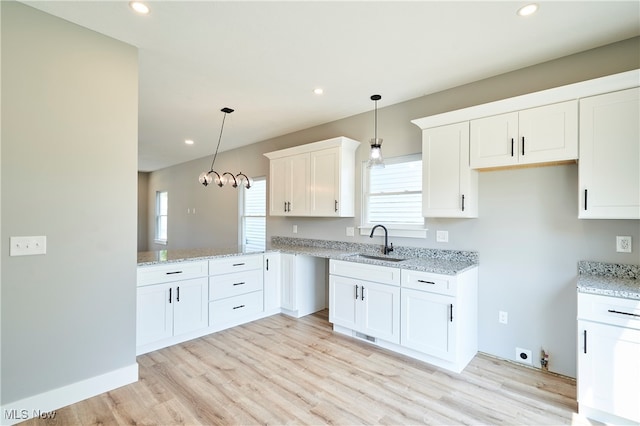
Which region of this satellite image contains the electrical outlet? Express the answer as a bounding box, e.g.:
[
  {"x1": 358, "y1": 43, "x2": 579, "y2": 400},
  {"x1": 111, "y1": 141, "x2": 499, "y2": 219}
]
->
[
  {"x1": 436, "y1": 230, "x2": 449, "y2": 243},
  {"x1": 292, "y1": 225, "x2": 298, "y2": 234},
  {"x1": 516, "y1": 347, "x2": 533, "y2": 365},
  {"x1": 346, "y1": 227, "x2": 355, "y2": 237},
  {"x1": 616, "y1": 236, "x2": 632, "y2": 253},
  {"x1": 499, "y1": 311, "x2": 508, "y2": 324}
]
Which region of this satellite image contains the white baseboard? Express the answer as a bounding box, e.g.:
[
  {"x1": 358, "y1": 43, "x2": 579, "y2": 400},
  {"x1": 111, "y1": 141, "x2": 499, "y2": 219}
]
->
[{"x1": 1, "y1": 363, "x2": 138, "y2": 426}]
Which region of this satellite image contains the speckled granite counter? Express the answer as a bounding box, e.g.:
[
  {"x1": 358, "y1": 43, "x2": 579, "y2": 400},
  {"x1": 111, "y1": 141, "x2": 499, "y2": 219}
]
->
[
  {"x1": 137, "y1": 247, "x2": 264, "y2": 266},
  {"x1": 138, "y1": 237, "x2": 479, "y2": 276},
  {"x1": 271, "y1": 237, "x2": 478, "y2": 275},
  {"x1": 577, "y1": 261, "x2": 640, "y2": 300}
]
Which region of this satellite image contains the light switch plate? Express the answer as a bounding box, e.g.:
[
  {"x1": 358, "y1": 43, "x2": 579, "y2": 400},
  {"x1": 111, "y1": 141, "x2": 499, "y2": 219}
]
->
[
  {"x1": 10, "y1": 236, "x2": 47, "y2": 256},
  {"x1": 346, "y1": 227, "x2": 355, "y2": 237},
  {"x1": 616, "y1": 236, "x2": 632, "y2": 253}
]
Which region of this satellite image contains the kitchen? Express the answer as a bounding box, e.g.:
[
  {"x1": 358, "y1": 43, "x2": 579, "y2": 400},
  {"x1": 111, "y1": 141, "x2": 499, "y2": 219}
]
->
[{"x1": 2, "y1": 1, "x2": 639, "y2": 425}]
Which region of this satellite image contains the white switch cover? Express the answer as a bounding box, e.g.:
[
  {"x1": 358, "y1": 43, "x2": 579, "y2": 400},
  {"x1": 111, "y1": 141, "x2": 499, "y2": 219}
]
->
[
  {"x1": 292, "y1": 225, "x2": 298, "y2": 234},
  {"x1": 346, "y1": 227, "x2": 355, "y2": 237},
  {"x1": 616, "y1": 236, "x2": 632, "y2": 253},
  {"x1": 10, "y1": 236, "x2": 47, "y2": 256},
  {"x1": 436, "y1": 230, "x2": 449, "y2": 243}
]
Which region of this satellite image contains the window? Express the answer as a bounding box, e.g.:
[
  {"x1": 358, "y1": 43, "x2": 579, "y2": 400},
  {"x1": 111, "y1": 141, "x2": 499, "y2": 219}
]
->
[
  {"x1": 155, "y1": 190, "x2": 168, "y2": 245},
  {"x1": 362, "y1": 154, "x2": 425, "y2": 237},
  {"x1": 240, "y1": 177, "x2": 266, "y2": 251}
]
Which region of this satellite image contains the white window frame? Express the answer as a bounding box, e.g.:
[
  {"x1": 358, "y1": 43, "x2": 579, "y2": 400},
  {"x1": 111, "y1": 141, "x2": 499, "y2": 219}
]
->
[
  {"x1": 154, "y1": 190, "x2": 168, "y2": 245},
  {"x1": 360, "y1": 154, "x2": 427, "y2": 239},
  {"x1": 239, "y1": 176, "x2": 266, "y2": 251}
]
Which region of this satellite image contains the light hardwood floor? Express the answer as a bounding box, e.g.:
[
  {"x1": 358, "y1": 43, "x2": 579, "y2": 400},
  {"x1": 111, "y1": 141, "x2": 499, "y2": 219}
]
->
[{"x1": 23, "y1": 311, "x2": 599, "y2": 425}]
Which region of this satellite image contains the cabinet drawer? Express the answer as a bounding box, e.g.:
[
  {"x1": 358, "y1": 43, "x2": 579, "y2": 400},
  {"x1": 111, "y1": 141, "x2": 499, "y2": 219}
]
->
[
  {"x1": 401, "y1": 270, "x2": 455, "y2": 296},
  {"x1": 329, "y1": 260, "x2": 400, "y2": 286},
  {"x1": 209, "y1": 255, "x2": 262, "y2": 275},
  {"x1": 137, "y1": 261, "x2": 208, "y2": 287},
  {"x1": 209, "y1": 291, "x2": 263, "y2": 326},
  {"x1": 578, "y1": 293, "x2": 640, "y2": 330},
  {"x1": 209, "y1": 269, "x2": 263, "y2": 301}
]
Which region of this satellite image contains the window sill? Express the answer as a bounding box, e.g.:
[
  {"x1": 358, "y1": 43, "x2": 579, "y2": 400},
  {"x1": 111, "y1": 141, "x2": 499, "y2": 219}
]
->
[
  {"x1": 154, "y1": 239, "x2": 168, "y2": 246},
  {"x1": 358, "y1": 225, "x2": 428, "y2": 239}
]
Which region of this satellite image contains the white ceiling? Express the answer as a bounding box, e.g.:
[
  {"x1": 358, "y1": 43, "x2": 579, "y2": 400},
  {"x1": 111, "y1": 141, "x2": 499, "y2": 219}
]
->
[{"x1": 22, "y1": 1, "x2": 640, "y2": 172}]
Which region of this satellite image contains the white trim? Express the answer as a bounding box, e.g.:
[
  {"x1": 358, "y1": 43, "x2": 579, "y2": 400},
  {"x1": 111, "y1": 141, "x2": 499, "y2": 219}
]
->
[
  {"x1": 358, "y1": 225, "x2": 428, "y2": 239},
  {"x1": 153, "y1": 239, "x2": 167, "y2": 245},
  {"x1": 1, "y1": 363, "x2": 138, "y2": 425},
  {"x1": 411, "y1": 69, "x2": 640, "y2": 130},
  {"x1": 264, "y1": 136, "x2": 360, "y2": 159}
]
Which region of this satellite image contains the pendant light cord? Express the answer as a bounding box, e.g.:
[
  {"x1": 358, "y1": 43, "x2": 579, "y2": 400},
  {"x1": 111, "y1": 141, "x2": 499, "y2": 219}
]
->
[{"x1": 209, "y1": 111, "x2": 228, "y2": 171}]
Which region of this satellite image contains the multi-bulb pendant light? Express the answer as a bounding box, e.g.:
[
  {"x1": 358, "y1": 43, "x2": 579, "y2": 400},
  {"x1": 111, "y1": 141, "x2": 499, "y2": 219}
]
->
[
  {"x1": 198, "y1": 107, "x2": 251, "y2": 189},
  {"x1": 367, "y1": 94, "x2": 384, "y2": 169}
]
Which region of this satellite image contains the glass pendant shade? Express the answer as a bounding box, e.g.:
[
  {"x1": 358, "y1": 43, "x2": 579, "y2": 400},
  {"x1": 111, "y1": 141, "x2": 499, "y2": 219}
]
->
[
  {"x1": 367, "y1": 138, "x2": 384, "y2": 168},
  {"x1": 367, "y1": 94, "x2": 385, "y2": 169}
]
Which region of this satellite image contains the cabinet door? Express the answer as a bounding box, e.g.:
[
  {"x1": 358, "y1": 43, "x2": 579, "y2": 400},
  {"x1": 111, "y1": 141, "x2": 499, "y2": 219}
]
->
[
  {"x1": 288, "y1": 154, "x2": 310, "y2": 216},
  {"x1": 136, "y1": 283, "x2": 173, "y2": 347},
  {"x1": 518, "y1": 100, "x2": 577, "y2": 165},
  {"x1": 263, "y1": 253, "x2": 281, "y2": 311},
  {"x1": 309, "y1": 147, "x2": 340, "y2": 216},
  {"x1": 360, "y1": 281, "x2": 401, "y2": 344},
  {"x1": 329, "y1": 275, "x2": 358, "y2": 330},
  {"x1": 423, "y1": 122, "x2": 478, "y2": 217},
  {"x1": 172, "y1": 277, "x2": 208, "y2": 336},
  {"x1": 280, "y1": 253, "x2": 296, "y2": 311},
  {"x1": 579, "y1": 88, "x2": 640, "y2": 219},
  {"x1": 401, "y1": 288, "x2": 455, "y2": 361},
  {"x1": 269, "y1": 157, "x2": 288, "y2": 216},
  {"x1": 578, "y1": 320, "x2": 640, "y2": 422},
  {"x1": 470, "y1": 112, "x2": 518, "y2": 168}
]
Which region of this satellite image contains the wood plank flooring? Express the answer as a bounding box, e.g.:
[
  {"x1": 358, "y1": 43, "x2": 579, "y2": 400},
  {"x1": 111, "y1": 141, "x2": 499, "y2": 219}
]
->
[{"x1": 23, "y1": 311, "x2": 600, "y2": 425}]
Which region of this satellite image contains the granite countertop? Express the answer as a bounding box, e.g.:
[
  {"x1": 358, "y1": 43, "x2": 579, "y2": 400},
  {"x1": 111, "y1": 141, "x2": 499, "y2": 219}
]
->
[
  {"x1": 138, "y1": 237, "x2": 479, "y2": 276},
  {"x1": 137, "y1": 247, "x2": 264, "y2": 266},
  {"x1": 577, "y1": 261, "x2": 640, "y2": 300}
]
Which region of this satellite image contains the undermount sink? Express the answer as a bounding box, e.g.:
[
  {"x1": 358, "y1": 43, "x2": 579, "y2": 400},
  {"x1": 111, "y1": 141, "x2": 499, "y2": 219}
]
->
[{"x1": 349, "y1": 254, "x2": 407, "y2": 262}]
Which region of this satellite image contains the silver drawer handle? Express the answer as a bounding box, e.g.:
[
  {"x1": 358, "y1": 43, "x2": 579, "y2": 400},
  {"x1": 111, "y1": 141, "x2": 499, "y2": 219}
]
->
[
  {"x1": 417, "y1": 280, "x2": 435, "y2": 285},
  {"x1": 233, "y1": 304, "x2": 246, "y2": 310},
  {"x1": 233, "y1": 282, "x2": 246, "y2": 286},
  {"x1": 608, "y1": 309, "x2": 640, "y2": 318}
]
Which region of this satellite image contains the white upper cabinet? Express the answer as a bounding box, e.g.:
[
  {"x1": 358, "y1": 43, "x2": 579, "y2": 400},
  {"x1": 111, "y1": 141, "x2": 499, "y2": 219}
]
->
[
  {"x1": 579, "y1": 87, "x2": 640, "y2": 219},
  {"x1": 470, "y1": 100, "x2": 578, "y2": 169},
  {"x1": 422, "y1": 122, "x2": 478, "y2": 218},
  {"x1": 265, "y1": 137, "x2": 360, "y2": 217}
]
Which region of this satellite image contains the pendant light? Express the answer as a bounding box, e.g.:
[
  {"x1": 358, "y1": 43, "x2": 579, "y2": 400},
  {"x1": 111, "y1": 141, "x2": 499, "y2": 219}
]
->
[
  {"x1": 198, "y1": 107, "x2": 251, "y2": 189},
  {"x1": 367, "y1": 94, "x2": 384, "y2": 169}
]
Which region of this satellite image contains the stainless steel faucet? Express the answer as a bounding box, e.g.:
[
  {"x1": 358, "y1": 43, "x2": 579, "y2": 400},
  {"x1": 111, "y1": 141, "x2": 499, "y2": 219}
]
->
[{"x1": 369, "y1": 224, "x2": 394, "y2": 255}]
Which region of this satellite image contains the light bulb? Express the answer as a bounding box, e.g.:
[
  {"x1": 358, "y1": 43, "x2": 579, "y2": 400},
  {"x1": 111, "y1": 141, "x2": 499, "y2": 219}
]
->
[{"x1": 199, "y1": 171, "x2": 212, "y2": 187}]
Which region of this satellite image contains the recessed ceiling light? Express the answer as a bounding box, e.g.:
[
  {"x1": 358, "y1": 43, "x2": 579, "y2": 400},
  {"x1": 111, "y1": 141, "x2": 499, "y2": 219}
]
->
[
  {"x1": 313, "y1": 88, "x2": 324, "y2": 95},
  {"x1": 517, "y1": 3, "x2": 538, "y2": 16},
  {"x1": 185, "y1": 139, "x2": 194, "y2": 145},
  {"x1": 129, "y1": 1, "x2": 150, "y2": 15}
]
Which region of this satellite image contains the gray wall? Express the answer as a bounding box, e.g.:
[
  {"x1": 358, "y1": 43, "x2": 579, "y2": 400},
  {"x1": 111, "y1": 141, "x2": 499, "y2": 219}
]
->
[
  {"x1": 144, "y1": 37, "x2": 640, "y2": 378},
  {"x1": 1, "y1": 2, "x2": 138, "y2": 404}
]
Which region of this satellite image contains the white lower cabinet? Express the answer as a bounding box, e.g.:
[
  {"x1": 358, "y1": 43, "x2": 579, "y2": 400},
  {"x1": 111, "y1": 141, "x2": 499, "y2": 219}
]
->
[
  {"x1": 400, "y1": 268, "x2": 478, "y2": 372},
  {"x1": 280, "y1": 253, "x2": 326, "y2": 318},
  {"x1": 329, "y1": 274, "x2": 401, "y2": 344},
  {"x1": 329, "y1": 260, "x2": 402, "y2": 344},
  {"x1": 136, "y1": 261, "x2": 209, "y2": 355},
  {"x1": 401, "y1": 288, "x2": 454, "y2": 361},
  {"x1": 329, "y1": 259, "x2": 478, "y2": 373},
  {"x1": 577, "y1": 293, "x2": 640, "y2": 424},
  {"x1": 263, "y1": 252, "x2": 281, "y2": 313},
  {"x1": 209, "y1": 255, "x2": 264, "y2": 327}
]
